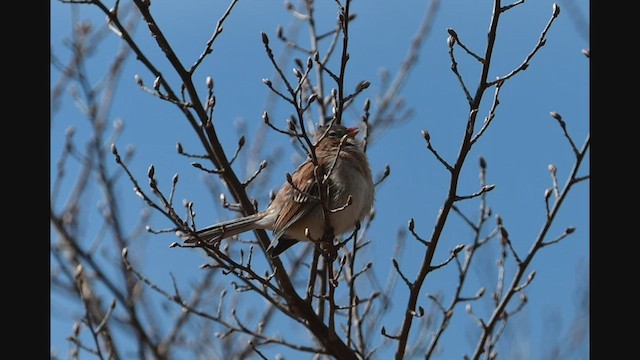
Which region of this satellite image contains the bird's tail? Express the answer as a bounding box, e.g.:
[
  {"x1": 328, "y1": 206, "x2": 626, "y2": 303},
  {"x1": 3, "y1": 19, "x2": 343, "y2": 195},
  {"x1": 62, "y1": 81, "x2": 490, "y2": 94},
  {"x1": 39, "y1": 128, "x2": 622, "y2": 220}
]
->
[{"x1": 176, "y1": 213, "x2": 263, "y2": 244}]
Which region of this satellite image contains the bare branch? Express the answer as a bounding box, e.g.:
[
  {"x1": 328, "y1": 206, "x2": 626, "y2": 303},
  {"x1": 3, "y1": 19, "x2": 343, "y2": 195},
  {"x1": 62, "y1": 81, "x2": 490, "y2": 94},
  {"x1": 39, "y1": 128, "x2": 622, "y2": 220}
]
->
[{"x1": 189, "y1": 0, "x2": 240, "y2": 74}]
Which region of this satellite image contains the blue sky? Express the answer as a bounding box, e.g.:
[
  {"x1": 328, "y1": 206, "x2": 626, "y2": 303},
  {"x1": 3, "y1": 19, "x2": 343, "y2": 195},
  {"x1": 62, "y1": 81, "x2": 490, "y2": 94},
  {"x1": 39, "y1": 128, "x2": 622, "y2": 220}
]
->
[{"x1": 51, "y1": 0, "x2": 589, "y2": 358}]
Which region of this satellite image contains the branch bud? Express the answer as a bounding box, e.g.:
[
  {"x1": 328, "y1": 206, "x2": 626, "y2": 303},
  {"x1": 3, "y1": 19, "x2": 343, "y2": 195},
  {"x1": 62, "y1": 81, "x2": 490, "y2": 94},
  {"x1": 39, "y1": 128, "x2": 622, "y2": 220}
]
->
[
  {"x1": 73, "y1": 322, "x2": 81, "y2": 337},
  {"x1": 153, "y1": 76, "x2": 161, "y2": 90},
  {"x1": 75, "y1": 264, "x2": 83, "y2": 279},
  {"x1": 527, "y1": 271, "x2": 536, "y2": 282},
  {"x1": 287, "y1": 119, "x2": 296, "y2": 131},
  {"x1": 113, "y1": 119, "x2": 124, "y2": 133},
  {"x1": 261, "y1": 31, "x2": 269, "y2": 45},
  {"x1": 446, "y1": 28, "x2": 458, "y2": 41},
  {"x1": 453, "y1": 244, "x2": 465, "y2": 254},
  {"x1": 550, "y1": 111, "x2": 562, "y2": 121},
  {"x1": 500, "y1": 226, "x2": 509, "y2": 239},
  {"x1": 421, "y1": 129, "x2": 430, "y2": 141},
  {"x1": 447, "y1": 35, "x2": 455, "y2": 48},
  {"x1": 479, "y1": 156, "x2": 487, "y2": 169},
  {"x1": 355, "y1": 80, "x2": 370, "y2": 92},
  {"x1": 206, "y1": 76, "x2": 214, "y2": 90}
]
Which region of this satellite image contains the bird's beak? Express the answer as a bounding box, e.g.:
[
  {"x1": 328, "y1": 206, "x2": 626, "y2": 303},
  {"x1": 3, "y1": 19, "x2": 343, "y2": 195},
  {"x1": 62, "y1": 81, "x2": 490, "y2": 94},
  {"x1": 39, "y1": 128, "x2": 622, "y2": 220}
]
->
[{"x1": 346, "y1": 127, "x2": 359, "y2": 138}]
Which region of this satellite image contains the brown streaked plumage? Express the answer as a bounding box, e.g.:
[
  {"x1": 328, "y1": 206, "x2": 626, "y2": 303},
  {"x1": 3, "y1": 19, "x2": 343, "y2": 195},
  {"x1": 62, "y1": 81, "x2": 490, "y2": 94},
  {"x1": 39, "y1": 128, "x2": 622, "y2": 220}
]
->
[{"x1": 176, "y1": 123, "x2": 374, "y2": 257}]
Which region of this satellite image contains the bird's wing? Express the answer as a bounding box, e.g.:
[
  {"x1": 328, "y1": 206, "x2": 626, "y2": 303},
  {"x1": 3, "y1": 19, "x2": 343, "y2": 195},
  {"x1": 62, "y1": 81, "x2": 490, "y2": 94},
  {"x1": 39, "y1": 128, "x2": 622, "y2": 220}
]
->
[{"x1": 271, "y1": 160, "x2": 324, "y2": 240}]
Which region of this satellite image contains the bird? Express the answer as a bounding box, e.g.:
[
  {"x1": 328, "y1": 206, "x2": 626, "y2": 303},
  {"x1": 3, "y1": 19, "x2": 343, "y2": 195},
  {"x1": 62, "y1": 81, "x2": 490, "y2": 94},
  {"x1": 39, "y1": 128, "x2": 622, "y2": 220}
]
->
[{"x1": 176, "y1": 123, "x2": 375, "y2": 258}]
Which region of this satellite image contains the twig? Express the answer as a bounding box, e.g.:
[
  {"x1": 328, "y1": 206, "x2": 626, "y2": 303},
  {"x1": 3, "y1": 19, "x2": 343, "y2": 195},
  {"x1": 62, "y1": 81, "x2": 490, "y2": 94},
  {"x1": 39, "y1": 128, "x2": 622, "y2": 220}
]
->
[{"x1": 189, "y1": 0, "x2": 240, "y2": 74}]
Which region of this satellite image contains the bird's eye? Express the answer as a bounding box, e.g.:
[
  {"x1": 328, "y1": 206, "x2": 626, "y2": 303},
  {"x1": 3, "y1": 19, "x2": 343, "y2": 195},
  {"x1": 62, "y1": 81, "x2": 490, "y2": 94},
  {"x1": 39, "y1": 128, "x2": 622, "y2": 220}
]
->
[{"x1": 328, "y1": 131, "x2": 337, "y2": 137}]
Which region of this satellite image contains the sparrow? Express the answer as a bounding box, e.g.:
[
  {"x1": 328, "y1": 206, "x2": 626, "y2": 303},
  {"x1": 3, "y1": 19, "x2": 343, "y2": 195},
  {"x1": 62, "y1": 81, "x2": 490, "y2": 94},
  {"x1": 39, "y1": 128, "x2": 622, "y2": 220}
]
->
[{"x1": 176, "y1": 123, "x2": 374, "y2": 257}]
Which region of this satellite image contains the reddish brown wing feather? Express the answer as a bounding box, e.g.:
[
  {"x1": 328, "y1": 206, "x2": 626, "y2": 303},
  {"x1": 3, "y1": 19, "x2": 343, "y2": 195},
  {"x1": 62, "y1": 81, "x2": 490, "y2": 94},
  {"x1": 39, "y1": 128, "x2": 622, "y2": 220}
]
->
[{"x1": 272, "y1": 160, "x2": 323, "y2": 240}]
